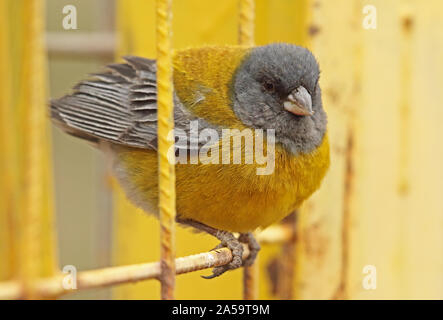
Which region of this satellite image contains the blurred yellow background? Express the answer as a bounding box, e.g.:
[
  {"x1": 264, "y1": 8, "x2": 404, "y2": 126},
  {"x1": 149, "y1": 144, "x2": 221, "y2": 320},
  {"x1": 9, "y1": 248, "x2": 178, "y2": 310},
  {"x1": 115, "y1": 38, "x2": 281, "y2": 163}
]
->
[{"x1": 1, "y1": 0, "x2": 443, "y2": 299}]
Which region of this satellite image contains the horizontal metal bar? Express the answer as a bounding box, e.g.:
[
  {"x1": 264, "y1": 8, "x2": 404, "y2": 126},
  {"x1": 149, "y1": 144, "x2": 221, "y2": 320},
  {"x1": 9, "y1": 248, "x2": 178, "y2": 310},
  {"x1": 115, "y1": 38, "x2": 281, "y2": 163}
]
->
[
  {"x1": 0, "y1": 281, "x2": 22, "y2": 300},
  {"x1": 0, "y1": 245, "x2": 250, "y2": 299},
  {"x1": 258, "y1": 224, "x2": 293, "y2": 244},
  {"x1": 0, "y1": 225, "x2": 292, "y2": 299},
  {"x1": 46, "y1": 32, "x2": 116, "y2": 58}
]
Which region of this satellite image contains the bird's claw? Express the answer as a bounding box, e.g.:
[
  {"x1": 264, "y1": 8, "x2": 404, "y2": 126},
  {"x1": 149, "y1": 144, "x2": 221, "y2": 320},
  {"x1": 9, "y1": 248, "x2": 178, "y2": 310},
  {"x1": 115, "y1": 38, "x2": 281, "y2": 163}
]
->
[
  {"x1": 202, "y1": 232, "x2": 244, "y2": 279},
  {"x1": 239, "y1": 232, "x2": 261, "y2": 267},
  {"x1": 202, "y1": 232, "x2": 261, "y2": 279}
]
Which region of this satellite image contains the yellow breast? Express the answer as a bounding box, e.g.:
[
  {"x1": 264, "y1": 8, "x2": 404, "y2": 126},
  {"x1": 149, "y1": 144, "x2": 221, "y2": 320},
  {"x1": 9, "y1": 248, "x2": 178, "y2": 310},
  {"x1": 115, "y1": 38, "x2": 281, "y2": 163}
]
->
[{"x1": 112, "y1": 133, "x2": 330, "y2": 233}]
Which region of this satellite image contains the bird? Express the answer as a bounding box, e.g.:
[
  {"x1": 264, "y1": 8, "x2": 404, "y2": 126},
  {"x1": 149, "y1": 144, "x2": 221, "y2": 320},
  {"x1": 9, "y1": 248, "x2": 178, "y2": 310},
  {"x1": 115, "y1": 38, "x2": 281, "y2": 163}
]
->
[{"x1": 50, "y1": 43, "x2": 330, "y2": 279}]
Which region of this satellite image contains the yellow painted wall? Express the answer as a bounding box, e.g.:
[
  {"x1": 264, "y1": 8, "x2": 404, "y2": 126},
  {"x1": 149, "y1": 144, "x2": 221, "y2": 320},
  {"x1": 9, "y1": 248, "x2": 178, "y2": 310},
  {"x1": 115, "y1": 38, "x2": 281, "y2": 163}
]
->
[{"x1": 295, "y1": 0, "x2": 443, "y2": 299}]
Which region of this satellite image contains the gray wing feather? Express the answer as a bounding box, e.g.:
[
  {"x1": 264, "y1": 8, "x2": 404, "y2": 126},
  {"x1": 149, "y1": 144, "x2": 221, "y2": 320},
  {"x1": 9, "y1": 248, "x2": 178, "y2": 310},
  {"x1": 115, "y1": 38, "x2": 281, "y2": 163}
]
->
[{"x1": 51, "y1": 56, "x2": 219, "y2": 150}]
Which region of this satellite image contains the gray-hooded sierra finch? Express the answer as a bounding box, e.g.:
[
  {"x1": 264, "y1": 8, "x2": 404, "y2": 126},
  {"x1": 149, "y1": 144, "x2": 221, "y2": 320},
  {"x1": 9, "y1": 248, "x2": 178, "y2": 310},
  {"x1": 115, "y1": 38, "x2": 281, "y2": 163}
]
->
[{"x1": 51, "y1": 43, "x2": 330, "y2": 278}]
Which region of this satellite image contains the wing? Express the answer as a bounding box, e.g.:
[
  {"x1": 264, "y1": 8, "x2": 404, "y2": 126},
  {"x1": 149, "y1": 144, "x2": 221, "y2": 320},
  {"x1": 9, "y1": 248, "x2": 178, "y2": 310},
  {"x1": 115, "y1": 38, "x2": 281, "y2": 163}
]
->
[{"x1": 51, "y1": 56, "x2": 217, "y2": 150}]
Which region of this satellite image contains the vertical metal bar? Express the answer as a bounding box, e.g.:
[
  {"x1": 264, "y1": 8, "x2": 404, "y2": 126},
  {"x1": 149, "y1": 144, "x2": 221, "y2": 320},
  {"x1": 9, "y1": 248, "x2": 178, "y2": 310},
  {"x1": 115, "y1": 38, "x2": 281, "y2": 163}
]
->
[
  {"x1": 278, "y1": 213, "x2": 297, "y2": 299},
  {"x1": 243, "y1": 255, "x2": 259, "y2": 300},
  {"x1": 266, "y1": 213, "x2": 296, "y2": 299},
  {"x1": 239, "y1": 0, "x2": 255, "y2": 47},
  {"x1": 0, "y1": 0, "x2": 16, "y2": 283},
  {"x1": 238, "y1": 0, "x2": 257, "y2": 300},
  {"x1": 20, "y1": 0, "x2": 58, "y2": 298},
  {"x1": 156, "y1": 0, "x2": 176, "y2": 300}
]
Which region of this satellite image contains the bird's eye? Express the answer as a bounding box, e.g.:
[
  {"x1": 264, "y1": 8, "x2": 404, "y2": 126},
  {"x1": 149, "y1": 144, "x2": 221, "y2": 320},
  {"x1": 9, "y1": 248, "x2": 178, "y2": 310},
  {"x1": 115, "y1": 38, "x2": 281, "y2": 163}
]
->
[{"x1": 262, "y1": 80, "x2": 275, "y2": 93}]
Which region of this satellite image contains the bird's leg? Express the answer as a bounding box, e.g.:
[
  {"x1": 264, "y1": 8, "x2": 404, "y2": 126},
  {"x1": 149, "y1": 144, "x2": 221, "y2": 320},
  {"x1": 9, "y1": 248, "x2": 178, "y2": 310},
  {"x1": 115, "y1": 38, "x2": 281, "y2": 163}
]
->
[
  {"x1": 176, "y1": 218, "x2": 245, "y2": 279},
  {"x1": 238, "y1": 232, "x2": 261, "y2": 267}
]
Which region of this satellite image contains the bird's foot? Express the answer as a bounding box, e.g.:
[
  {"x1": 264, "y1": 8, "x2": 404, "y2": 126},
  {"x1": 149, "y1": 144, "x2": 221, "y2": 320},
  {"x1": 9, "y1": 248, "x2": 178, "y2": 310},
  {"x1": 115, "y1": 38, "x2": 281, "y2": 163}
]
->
[
  {"x1": 175, "y1": 218, "x2": 261, "y2": 279},
  {"x1": 239, "y1": 232, "x2": 260, "y2": 267},
  {"x1": 202, "y1": 230, "x2": 244, "y2": 279}
]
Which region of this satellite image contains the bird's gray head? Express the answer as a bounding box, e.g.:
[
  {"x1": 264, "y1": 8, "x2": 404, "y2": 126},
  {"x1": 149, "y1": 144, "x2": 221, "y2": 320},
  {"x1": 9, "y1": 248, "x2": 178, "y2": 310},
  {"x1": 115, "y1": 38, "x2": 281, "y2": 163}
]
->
[{"x1": 232, "y1": 43, "x2": 327, "y2": 155}]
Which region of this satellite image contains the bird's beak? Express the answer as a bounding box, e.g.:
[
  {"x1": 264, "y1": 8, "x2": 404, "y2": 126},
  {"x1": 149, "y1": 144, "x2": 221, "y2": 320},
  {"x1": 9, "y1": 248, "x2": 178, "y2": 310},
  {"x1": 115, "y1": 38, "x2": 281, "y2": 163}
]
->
[{"x1": 283, "y1": 86, "x2": 314, "y2": 116}]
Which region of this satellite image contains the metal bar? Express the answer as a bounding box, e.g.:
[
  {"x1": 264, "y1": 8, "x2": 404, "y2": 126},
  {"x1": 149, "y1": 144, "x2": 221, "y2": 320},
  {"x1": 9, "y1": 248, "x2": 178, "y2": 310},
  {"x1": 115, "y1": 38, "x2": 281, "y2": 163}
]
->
[
  {"x1": 238, "y1": 0, "x2": 255, "y2": 46},
  {"x1": 0, "y1": 0, "x2": 17, "y2": 284},
  {"x1": 243, "y1": 255, "x2": 259, "y2": 300},
  {"x1": 20, "y1": 0, "x2": 58, "y2": 298},
  {"x1": 0, "y1": 245, "x2": 251, "y2": 300},
  {"x1": 46, "y1": 32, "x2": 115, "y2": 58},
  {"x1": 238, "y1": 0, "x2": 257, "y2": 300},
  {"x1": 0, "y1": 224, "x2": 292, "y2": 300},
  {"x1": 156, "y1": 0, "x2": 176, "y2": 300},
  {"x1": 0, "y1": 281, "x2": 22, "y2": 300},
  {"x1": 275, "y1": 213, "x2": 297, "y2": 299},
  {"x1": 258, "y1": 225, "x2": 292, "y2": 244}
]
